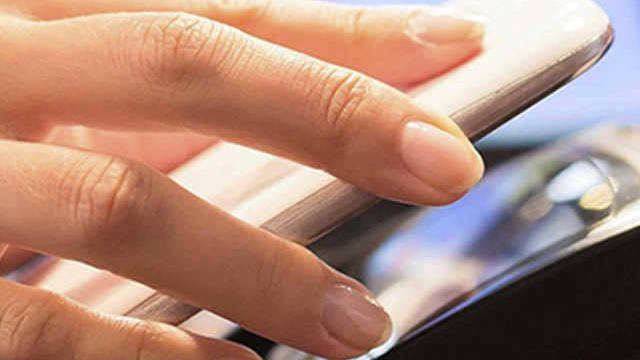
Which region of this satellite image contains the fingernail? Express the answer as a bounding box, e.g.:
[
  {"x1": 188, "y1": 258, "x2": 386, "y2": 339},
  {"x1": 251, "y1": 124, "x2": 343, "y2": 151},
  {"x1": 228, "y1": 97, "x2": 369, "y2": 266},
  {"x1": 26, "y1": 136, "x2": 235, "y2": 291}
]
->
[
  {"x1": 322, "y1": 284, "x2": 392, "y2": 350},
  {"x1": 401, "y1": 121, "x2": 484, "y2": 195},
  {"x1": 407, "y1": 8, "x2": 487, "y2": 45}
]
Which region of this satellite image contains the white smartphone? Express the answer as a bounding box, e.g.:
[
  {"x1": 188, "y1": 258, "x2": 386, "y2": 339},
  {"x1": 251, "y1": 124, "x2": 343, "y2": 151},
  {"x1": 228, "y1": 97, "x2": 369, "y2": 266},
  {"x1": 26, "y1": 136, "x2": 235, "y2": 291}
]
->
[{"x1": 19, "y1": 0, "x2": 614, "y2": 345}]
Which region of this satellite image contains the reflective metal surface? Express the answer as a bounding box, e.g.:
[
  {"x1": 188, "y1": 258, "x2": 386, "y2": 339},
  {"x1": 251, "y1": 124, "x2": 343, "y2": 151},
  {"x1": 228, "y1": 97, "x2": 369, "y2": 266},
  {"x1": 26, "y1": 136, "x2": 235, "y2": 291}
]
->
[{"x1": 269, "y1": 125, "x2": 640, "y2": 360}]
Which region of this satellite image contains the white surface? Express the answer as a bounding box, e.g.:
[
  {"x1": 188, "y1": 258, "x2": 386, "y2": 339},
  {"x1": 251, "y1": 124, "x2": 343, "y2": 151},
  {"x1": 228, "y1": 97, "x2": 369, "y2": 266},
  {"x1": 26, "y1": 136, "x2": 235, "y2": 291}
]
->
[{"x1": 412, "y1": 0, "x2": 609, "y2": 117}]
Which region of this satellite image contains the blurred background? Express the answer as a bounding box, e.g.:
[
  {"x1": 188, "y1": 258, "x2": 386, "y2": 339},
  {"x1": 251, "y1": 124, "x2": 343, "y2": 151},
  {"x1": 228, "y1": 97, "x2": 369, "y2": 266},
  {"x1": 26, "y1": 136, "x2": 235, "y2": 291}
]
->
[{"x1": 330, "y1": 0, "x2": 640, "y2": 148}]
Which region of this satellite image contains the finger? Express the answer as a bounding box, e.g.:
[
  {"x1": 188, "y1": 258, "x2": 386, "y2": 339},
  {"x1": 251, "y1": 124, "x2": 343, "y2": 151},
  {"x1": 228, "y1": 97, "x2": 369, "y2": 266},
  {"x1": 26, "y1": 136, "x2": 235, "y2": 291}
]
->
[
  {"x1": 8, "y1": 13, "x2": 484, "y2": 205},
  {"x1": 0, "y1": 279, "x2": 260, "y2": 360},
  {"x1": 8, "y1": 0, "x2": 485, "y2": 85},
  {"x1": 0, "y1": 140, "x2": 392, "y2": 359}
]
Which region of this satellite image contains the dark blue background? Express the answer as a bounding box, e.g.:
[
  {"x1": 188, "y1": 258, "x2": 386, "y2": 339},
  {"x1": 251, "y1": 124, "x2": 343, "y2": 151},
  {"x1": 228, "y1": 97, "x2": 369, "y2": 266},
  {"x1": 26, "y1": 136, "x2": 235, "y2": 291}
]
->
[{"x1": 329, "y1": 0, "x2": 640, "y2": 146}]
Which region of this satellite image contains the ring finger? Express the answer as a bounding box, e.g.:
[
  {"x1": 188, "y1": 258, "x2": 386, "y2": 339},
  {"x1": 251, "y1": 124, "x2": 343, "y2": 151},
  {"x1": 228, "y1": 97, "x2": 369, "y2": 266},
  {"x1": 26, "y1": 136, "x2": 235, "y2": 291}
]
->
[{"x1": 0, "y1": 278, "x2": 260, "y2": 360}]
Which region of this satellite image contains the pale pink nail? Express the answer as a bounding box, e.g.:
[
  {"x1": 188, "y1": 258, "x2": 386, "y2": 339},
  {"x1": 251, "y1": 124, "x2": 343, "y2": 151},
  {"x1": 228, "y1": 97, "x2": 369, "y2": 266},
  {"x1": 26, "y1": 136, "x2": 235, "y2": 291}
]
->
[
  {"x1": 401, "y1": 121, "x2": 484, "y2": 195},
  {"x1": 407, "y1": 8, "x2": 487, "y2": 45},
  {"x1": 322, "y1": 284, "x2": 392, "y2": 350}
]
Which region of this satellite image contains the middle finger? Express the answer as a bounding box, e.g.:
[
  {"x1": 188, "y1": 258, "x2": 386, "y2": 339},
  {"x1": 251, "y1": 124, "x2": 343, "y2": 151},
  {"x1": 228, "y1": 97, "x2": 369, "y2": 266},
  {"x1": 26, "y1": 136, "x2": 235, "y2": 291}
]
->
[
  {"x1": 7, "y1": 0, "x2": 485, "y2": 85},
  {"x1": 0, "y1": 139, "x2": 391, "y2": 359}
]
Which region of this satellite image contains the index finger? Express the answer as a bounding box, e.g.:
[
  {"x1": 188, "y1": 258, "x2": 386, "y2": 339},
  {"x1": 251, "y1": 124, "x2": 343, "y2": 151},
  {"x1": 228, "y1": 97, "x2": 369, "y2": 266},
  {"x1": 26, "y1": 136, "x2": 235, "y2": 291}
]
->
[{"x1": 4, "y1": 13, "x2": 484, "y2": 205}]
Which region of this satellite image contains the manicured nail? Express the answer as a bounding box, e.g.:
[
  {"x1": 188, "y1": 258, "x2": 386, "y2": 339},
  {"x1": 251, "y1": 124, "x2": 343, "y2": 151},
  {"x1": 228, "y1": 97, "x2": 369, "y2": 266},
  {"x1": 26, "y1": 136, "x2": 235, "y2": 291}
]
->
[
  {"x1": 322, "y1": 285, "x2": 392, "y2": 350},
  {"x1": 407, "y1": 8, "x2": 487, "y2": 45},
  {"x1": 401, "y1": 121, "x2": 484, "y2": 195}
]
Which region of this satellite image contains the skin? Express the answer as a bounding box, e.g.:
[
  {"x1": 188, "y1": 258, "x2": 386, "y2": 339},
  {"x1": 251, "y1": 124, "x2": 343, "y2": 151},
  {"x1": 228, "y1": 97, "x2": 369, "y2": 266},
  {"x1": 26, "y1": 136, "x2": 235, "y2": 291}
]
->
[{"x1": 0, "y1": 1, "x2": 486, "y2": 359}]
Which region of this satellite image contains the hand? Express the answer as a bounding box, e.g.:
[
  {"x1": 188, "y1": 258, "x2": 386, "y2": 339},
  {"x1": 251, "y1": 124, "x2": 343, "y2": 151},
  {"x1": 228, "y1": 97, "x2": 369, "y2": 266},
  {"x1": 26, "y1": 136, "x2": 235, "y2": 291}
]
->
[{"x1": 0, "y1": 1, "x2": 486, "y2": 359}]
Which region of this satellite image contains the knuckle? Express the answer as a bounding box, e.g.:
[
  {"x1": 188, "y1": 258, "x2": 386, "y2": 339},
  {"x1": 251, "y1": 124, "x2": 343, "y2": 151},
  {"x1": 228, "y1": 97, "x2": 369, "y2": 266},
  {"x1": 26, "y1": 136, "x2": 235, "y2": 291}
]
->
[
  {"x1": 203, "y1": 0, "x2": 273, "y2": 29},
  {"x1": 58, "y1": 156, "x2": 154, "y2": 251},
  {"x1": 318, "y1": 69, "x2": 373, "y2": 146},
  {"x1": 129, "y1": 321, "x2": 174, "y2": 360},
  {"x1": 0, "y1": 291, "x2": 74, "y2": 360},
  {"x1": 255, "y1": 240, "x2": 295, "y2": 300},
  {"x1": 134, "y1": 13, "x2": 229, "y2": 91},
  {"x1": 343, "y1": 7, "x2": 369, "y2": 47}
]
